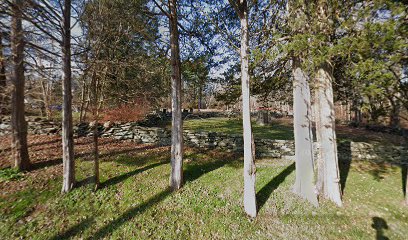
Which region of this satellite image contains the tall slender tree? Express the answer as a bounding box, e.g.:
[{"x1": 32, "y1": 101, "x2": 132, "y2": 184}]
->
[
  {"x1": 10, "y1": 0, "x2": 30, "y2": 171},
  {"x1": 61, "y1": 0, "x2": 75, "y2": 193},
  {"x1": 168, "y1": 0, "x2": 183, "y2": 190},
  {"x1": 229, "y1": 0, "x2": 257, "y2": 217}
]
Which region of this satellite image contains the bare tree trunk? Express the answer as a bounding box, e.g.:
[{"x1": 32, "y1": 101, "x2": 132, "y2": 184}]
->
[
  {"x1": 239, "y1": 0, "x2": 257, "y2": 217},
  {"x1": 0, "y1": 32, "x2": 6, "y2": 89},
  {"x1": 11, "y1": 0, "x2": 30, "y2": 171},
  {"x1": 91, "y1": 71, "x2": 99, "y2": 189},
  {"x1": 169, "y1": 0, "x2": 183, "y2": 191},
  {"x1": 61, "y1": 0, "x2": 75, "y2": 193},
  {"x1": 315, "y1": 64, "x2": 342, "y2": 206},
  {"x1": 79, "y1": 77, "x2": 87, "y2": 123},
  {"x1": 292, "y1": 57, "x2": 318, "y2": 206}
]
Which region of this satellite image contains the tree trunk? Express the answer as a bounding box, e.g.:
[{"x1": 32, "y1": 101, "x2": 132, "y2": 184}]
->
[
  {"x1": 11, "y1": 0, "x2": 30, "y2": 171},
  {"x1": 61, "y1": 0, "x2": 75, "y2": 193},
  {"x1": 292, "y1": 57, "x2": 318, "y2": 206},
  {"x1": 315, "y1": 64, "x2": 342, "y2": 206},
  {"x1": 239, "y1": 0, "x2": 257, "y2": 217},
  {"x1": 169, "y1": 0, "x2": 183, "y2": 191},
  {"x1": 79, "y1": 76, "x2": 87, "y2": 123},
  {"x1": 91, "y1": 71, "x2": 99, "y2": 189},
  {"x1": 0, "y1": 32, "x2": 6, "y2": 88},
  {"x1": 389, "y1": 98, "x2": 400, "y2": 129}
]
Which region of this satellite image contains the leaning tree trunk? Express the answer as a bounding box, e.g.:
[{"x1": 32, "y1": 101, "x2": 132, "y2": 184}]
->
[
  {"x1": 61, "y1": 0, "x2": 75, "y2": 193},
  {"x1": 292, "y1": 57, "x2": 318, "y2": 206},
  {"x1": 315, "y1": 64, "x2": 342, "y2": 206},
  {"x1": 11, "y1": 0, "x2": 30, "y2": 171},
  {"x1": 239, "y1": 0, "x2": 257, "y2": 217},
  {"x1": 169, "y1": 0, "x2": 183, "y2": 191}
]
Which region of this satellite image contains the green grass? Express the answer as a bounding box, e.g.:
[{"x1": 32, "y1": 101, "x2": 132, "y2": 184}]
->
[
  {"x1": 0, "y1": 148, "x2": 407, "y2": 239},
  {"x1": 184, "y1": 117, "x2": 294, "y2": 140}
]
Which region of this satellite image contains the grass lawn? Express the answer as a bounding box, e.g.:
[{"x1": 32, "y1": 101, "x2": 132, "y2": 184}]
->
[
  {"x1": 0, "y1": 136, "x2": 407, "y2": 239},
  {"x1": 184, "y1": 117, "x2": 294, "y2": 140},
  {"x1": 183, "y1": 117, "x2": 404, "y2": 145}
]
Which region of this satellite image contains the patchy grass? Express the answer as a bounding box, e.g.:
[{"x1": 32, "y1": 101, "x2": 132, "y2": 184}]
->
[
  {"x1": 184, "y1": 117, "x2": 294, "y2": 140},
  {"x1": 183, "y1": 117, "x2": 404, "y2": 145},
  {"x1": 0, "y1": 136, "x2": 407, "y2": 239},
  {"x1": 0, "y1": 168, "x2": 24, "y2": 182}
]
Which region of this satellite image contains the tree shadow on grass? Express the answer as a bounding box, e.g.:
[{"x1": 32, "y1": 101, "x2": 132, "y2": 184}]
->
[
  {"x1": 29, "y1": 145, "x2": 162, "y2": 171},
  {"x1": 256, "y1": 163, "x2": 295, "y2": 211},
  {"x1": 49, "y1": 217, "x2": 95, "y2": 240},
  {"x1": 54, "y1": 155, "x2": 230, "y2": 239},
  {"x1": 100, "y1": 161, "x2": 167, "y2": 189},
  {"x1": 371, "y1": 217, "x2": 389, "y2": 240},
  {"x1": 338, "y1": 140, "x2": 352, "y2": 194}
]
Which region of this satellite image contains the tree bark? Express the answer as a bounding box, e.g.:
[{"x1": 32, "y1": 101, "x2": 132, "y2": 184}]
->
[
  {"x1": 11, "y1": 0, "x2": 30, "y2": 171},
  {"x1": 238, "y1": 0, "x2": 257, "y2": 218},
  {"x1": 0, "y1": 32, "x2": 6, "y2": 88},
  {"x1": 292, "y1": 57, "x2": 318, "y2": 206},
  {"x1": 61, "y1": 0, "x2": 75, "y2": 193},
  {"x1": 91, "y1": 71, "x2": 99, "y2": 189},
  {"x1": 315, "y1": 64, "x2": 342, "y2": 206},
  {"x1": 169, "y1": 0, "x2": 183, "y2": 191}
]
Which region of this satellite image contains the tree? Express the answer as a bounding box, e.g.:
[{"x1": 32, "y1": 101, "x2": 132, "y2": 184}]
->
[
  {"x1": 168, "y1": 0, "x2": 183, "y2": 191},
  {"x1": 0, "y1": 32, "x2": 6, "y2": 89},
  {"x1": 292, "y1": 58, "x2": 318, "y2": 206},
  {"x1": 61, "y1": 0, "x2": 75, "y2": 193},
  {"x1": 313, "y1": 0, "x2": 342, "y2": 206},
  {"x1": 229, "y1": 0, "x2": 257, "y2": 218},
  {"x1": 286, "y1": 0, "x2": 318, "y2": 206},
  {"x1": 10, "y1": 0, "x2": 30, "y2": 171}
]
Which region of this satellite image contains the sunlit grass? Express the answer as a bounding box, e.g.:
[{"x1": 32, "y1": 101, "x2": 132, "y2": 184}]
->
[
  {"x1": 184, "y1": 117, "x2": 294, "y2": 140},
  {"x1": 0, "y1": 147, "x2": 407, "y2": 239}
]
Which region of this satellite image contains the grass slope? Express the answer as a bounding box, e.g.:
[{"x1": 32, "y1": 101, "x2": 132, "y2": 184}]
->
[
  {"x1": 184, "y1": 117, "x2": 294, "y2": 140},
  {"x1": 1, "y1": 145, "x2": 407, "y2": 239}
]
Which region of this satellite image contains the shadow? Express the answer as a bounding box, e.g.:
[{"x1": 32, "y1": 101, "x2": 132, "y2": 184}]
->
[
  {"x1": 256, "y1": 163, "x2": 295, "y2": 211},
  {"x1": 88, "y1": 188, "x2": 172, "y2": 240},
  {"x1": 403, "y1": 165, "x2": 407, "y2": 198},
  {"x1": 88, "y1": 157, "x2": 230, "y2": 239},
  {"x1": 371, "y1": 217, "x2": 389, "y2": 240},
  {"x1": 338, "y1": 141, "x2": 352, "y2": 193},
  {"x1": 402, "y1": 131, "x2": 407, "y2": 201},
  {"x1": 184, "y1": 159, "x2": 229, "y2": 182},
  {"x1": 75, "y1": 176, "x2": 95, "y2": 188},
  {"x1": 49, "y1": 217, "x2": 95, "y2": 240},
  {"x1": 89, "y1": 156, "x2": 228, "y2": 239},
  {"x1": 100, "y1": 161, "x2": 167, "y2": 189},
  {"x1": 28, "y1": 145, "x2": 162, "y2": 171},
  {"x1": 30, "y1": 158, "x2": 62, "y2": 170},
  {"x1": 29, "y1": 137, "x2": 61, "y2": 148}
]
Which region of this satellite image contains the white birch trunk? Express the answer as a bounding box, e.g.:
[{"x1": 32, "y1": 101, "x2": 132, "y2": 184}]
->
[
  {"x1": 169, "y1": 0, "x2": 183, "y2": 190},
  {"x1": 61, "y1": 0, "x2": 75, "y2": 193},
  {"x1": 239, "y1": 1, "x2": 257, "y2": 218},
  {"x1": 292, "y1": 58, "x2": 318, "y2": 206},
  {"x1": 315, "y1": 65, "x2": 342, "y2": 206}
]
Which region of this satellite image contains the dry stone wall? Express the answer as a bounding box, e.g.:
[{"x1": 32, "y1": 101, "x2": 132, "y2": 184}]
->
[{"x1": 0, "y1": 117, "x2": 406, "y2": 164}]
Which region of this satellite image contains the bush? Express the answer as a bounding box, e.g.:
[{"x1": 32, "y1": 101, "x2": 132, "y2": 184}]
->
[{"x1": 101, "y1": 100, "x2": 151, "y2": 123}]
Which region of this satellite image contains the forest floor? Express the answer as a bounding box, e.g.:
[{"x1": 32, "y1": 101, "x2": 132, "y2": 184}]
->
[{"x1": 0, "y1": 134, "x2": 407, "y2": 239}]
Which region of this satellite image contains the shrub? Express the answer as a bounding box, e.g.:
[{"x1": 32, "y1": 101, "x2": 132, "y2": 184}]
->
[{"x1": 101, "y1": 100, "x2": 151, "y2": 123}]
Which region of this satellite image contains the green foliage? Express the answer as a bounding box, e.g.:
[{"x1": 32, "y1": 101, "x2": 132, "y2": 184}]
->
[
  {"x1": 80, "y1": 0, "x2": 170, "y2": 108},
  {"x1": 0, "y1": 168, "x2": 24, "y2": 182}
]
